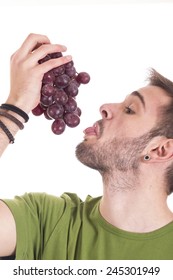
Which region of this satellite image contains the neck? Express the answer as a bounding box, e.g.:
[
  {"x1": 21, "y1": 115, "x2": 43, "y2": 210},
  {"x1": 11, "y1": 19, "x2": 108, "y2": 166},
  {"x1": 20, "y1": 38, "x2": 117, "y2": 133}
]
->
[{"x1": 100, "y1": 170, "x2": 173, "y2": 233}]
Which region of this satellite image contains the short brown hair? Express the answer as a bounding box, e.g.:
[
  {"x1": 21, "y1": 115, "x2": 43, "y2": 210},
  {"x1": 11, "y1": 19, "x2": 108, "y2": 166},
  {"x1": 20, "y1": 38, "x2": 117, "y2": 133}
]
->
[
  {"x1": 147, "y1": 68, "x2": 173, "y2": 194},
  {"x1": 147, "y1": 68, "x2": 173, "y2": 97}
]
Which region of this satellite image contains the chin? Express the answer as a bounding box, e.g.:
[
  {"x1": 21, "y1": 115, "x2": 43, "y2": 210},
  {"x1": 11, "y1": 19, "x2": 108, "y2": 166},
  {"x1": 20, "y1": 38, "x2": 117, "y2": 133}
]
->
[{"x1": 75, "y1": 141, "x2": 104, "y2": 172}]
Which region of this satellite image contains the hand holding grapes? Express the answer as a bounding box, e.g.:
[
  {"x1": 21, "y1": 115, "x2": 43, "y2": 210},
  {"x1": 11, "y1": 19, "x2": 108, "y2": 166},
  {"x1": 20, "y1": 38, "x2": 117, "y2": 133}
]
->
[
  {"x1": 32, "y1": 42, "x2": 90, "y2": 135},
  {"x1": 6, "y1": 33, "x2": 72, "y2": 114}
]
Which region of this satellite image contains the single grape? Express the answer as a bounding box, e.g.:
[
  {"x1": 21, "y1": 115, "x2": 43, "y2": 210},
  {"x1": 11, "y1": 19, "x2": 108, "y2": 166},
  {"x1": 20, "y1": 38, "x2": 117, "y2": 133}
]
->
[
  {"x1": 51, "y1": 118, "x2": 66, "y2": 135},
  {"x1": 40, "y1": 94, "x2": 54, "y2": 107},
  {"x1": 32, "y1": 104, "x2": 45, "y2": 116},
  {"x1": 41, "y1": 84, "x2": 55, "y2": 97},
  {"x1": 64, "y1": 81, "x2": 79, "y2": 97},
  {"x1": 53, "y1": 65, "x2": 65, "y2": 77},
  {"x1": 54, "y1": 74, "x2": 71, "y2": 88},
  {"x1": 74, "y1": 107, "x2": 82, "y2": 117},
  {"x1": 47, "y1": 103, "x2": 64, "y2": 119},
  {"x1": 64, "y1": 112, "x2": 80, "y2": 128},
  {"x1": 54, "y1": 88, "x2": 68, "y2": 105},
  {"x1": 65, "y1": 61, "x2": 74, "y2": 69},
  {"x1": 64, "y1": 96, "x2": 77, "y2": 112},
  {"x1": 65, "y1": 66, "x2": 76, "y2": 78},
  {"x1": 76, "y1": 72, "x2": 90, "y2": 84},
  {"x1": 42, "y1": 70, "x2": 55, "y2": 84}
]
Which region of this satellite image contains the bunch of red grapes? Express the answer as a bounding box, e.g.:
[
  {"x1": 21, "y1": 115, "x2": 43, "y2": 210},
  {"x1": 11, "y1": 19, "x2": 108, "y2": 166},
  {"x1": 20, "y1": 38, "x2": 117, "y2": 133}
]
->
[{"x1": 32, "y1": 52, "x2": 90, "y2": 135}]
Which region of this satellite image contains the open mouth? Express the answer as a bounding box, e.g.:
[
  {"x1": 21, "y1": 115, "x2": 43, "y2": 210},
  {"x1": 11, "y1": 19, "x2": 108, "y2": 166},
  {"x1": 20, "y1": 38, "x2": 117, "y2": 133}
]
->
[{"x1": 83, "y1": 122, "x2": 99, "y2": 138}]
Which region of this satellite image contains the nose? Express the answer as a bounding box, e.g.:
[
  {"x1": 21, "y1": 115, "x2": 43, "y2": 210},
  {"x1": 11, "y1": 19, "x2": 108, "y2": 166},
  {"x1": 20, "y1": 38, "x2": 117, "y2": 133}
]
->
[{"x1": 99, "y1": 103, "x2": 114, "y2": 119}]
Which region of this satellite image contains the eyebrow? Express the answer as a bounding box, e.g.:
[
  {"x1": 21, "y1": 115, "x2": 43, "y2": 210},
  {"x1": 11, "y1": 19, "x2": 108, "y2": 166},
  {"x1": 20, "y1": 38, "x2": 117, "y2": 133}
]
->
[{"x1": 131, "y1": 91, "x2": 146, "y2": 109}]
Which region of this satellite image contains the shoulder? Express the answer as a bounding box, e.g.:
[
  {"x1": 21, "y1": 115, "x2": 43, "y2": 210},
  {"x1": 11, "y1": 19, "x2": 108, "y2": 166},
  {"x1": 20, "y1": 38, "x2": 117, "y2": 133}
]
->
[{"x1": 2, "y1": 192, "x2": 102, "y2": 219}]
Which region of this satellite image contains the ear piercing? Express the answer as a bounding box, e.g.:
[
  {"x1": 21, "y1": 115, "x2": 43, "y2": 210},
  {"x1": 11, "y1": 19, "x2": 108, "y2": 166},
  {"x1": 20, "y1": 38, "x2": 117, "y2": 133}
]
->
[{"x1": 144, "y1": 155, "x2": 150, "y2": 161}]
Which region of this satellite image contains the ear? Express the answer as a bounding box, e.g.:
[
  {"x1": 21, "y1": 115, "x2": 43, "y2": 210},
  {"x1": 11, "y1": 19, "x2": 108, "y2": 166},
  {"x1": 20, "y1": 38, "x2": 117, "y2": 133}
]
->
[{"x1": 143, "y1": 136, "x2": 173, "y2": 163}]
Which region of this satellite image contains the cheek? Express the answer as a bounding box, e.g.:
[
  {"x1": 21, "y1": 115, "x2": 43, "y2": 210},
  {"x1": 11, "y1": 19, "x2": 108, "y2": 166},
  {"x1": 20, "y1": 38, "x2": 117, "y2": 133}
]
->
[
  {"x1": 122, "y1": 117, "x2": 156, "y2": 137},
  {"x1": 100, "y1": 112, "x2": 157, "y2": 140}
]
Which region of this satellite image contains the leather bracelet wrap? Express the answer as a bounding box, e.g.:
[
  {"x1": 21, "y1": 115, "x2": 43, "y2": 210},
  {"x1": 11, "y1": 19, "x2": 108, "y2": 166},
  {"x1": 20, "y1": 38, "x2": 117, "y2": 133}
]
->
[
  {"x1": 0, "y1": 111, "x2": 24, "y2": 130},
  {"x1": 0, "y1": 120, "x2": 15, "y2": 143},
  {"x1": 0, "y1": 104, "x2": 29, "y2": 123}
]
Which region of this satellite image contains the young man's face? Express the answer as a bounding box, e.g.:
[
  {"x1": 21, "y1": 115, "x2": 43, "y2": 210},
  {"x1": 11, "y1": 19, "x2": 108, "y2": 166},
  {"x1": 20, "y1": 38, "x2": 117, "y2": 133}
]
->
[
  {"x1": 86, "y1": 85, "x2": 170, "y2": 141},
  {"x1": 76, "y1": 85, "x2": 171, "y2": 173}
]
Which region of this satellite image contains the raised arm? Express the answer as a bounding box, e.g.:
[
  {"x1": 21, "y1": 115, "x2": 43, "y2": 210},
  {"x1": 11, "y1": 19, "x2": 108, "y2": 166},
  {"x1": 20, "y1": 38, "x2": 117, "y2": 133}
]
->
[
  {"x1": 0, "y1": 33, "x2": 72, "y2": 156},
  {"x1": 0, "y1": 33, "x2": 72, "y2": 257}
]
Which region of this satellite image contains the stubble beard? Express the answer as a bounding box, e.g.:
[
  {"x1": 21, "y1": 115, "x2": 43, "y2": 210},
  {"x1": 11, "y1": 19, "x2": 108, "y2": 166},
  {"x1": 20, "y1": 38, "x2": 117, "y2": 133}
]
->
[
  {"x1": 75, "y1": 131, "x2": 153, "y2": 175},
  {"x1": 75, "y1": 116, "x2": 165, "y2": 193},
  {"x1": 75, "y1": 134, "x2": 153, "y2": 192}
]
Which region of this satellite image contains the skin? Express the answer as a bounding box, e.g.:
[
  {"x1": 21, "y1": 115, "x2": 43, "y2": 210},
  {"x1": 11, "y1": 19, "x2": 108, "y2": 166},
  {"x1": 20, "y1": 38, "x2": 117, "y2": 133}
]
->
[
  {"x1": 76, "y1": 86, "x2": 173, "y2": 232},
  {"x1": 0, "y1": 33, "x2": 173, "y2": 257}
]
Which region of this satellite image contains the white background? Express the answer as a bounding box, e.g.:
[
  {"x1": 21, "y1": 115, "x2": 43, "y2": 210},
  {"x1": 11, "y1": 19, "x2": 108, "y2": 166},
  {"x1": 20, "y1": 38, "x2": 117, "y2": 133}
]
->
[{"x1": 0, "y1": 0, "x2": 173, "y2": 211}]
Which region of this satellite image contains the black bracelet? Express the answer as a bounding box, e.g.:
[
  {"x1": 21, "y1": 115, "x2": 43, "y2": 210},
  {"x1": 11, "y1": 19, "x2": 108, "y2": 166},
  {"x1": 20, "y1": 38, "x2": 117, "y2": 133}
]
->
[
  {"x1": 0, "y1": 111, "x2": 24, "y2": 130},
  {"x1": 0, "y1": 120, "x2": 15, "y2": 143},
  {"x1": 0, "y1": 104, "x2": 29, "y2": 123}
]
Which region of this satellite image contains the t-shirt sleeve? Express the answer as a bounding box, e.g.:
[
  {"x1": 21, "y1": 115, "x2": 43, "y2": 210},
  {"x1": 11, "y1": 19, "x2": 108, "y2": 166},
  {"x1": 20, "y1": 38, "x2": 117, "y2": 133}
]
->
[{"x1": 2, "y1": 192, "x2": 66, "y2": 259}]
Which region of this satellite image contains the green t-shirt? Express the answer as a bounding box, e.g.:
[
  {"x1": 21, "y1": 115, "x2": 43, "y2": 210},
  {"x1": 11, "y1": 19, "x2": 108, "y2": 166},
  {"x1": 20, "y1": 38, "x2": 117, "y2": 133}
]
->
[{"x1": 2, "y1": 192, "x2": 173, "y2": 260}]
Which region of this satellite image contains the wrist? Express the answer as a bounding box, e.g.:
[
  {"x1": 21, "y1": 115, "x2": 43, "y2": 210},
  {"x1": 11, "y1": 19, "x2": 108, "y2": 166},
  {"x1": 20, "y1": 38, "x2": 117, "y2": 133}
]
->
[
  {"x1": 0, "y1": 104, "x2": 29, "y2": 123},
  {"x1": 5, "y1": 96, "x2": 34, "y2": 115}
]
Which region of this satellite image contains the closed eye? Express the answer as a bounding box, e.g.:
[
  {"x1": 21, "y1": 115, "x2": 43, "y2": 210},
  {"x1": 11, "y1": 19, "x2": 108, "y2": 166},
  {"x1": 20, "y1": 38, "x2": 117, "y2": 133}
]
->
[{"x1": 125, "y1": 106, "x2": 135, "y2": 114}]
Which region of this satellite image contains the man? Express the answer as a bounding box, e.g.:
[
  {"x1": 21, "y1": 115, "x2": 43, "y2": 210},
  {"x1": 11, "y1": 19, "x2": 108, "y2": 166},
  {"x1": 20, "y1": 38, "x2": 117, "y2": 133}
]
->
[{"x1": 0, "y1": 33, "x2": 173, "y2": 260}]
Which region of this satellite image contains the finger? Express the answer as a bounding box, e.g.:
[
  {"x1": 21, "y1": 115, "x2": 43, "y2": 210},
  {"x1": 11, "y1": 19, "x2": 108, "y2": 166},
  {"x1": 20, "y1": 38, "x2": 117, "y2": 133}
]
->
[
  {"x1": 18, "y1": 33, "x2": 51, "y2": 58},
  {"x1": 36, "y1": 55, "x2": 72, "y2": 76},
  {"x1": 28, "y1": 43, "x2": 67, "y2": 66}
]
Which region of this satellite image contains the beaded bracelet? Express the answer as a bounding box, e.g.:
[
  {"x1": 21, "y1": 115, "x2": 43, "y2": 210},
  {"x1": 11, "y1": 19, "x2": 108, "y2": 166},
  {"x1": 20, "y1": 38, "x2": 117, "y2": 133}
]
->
[
  {"x1": 0, "y1": 120, "x2": 15, "y2": 143},
  {"x1": 0, "y1": 111, "x2": 24, "y2": 130},
  {"x1": 0, "y1": 104, "x2": 29, "y2": 123}
]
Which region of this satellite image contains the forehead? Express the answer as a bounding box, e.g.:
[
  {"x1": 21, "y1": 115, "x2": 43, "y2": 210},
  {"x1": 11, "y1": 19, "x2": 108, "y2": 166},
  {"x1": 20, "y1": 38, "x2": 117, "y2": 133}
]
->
[{"x1": 132, "y1": 85, "x2": 171, "y2": 108}]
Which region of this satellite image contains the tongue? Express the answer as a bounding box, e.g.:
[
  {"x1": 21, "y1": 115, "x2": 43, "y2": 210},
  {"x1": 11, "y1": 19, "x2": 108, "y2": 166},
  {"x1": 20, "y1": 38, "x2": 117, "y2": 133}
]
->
[{"x1": 84, "y1": 126, "x2": 96, "y2": 134}]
